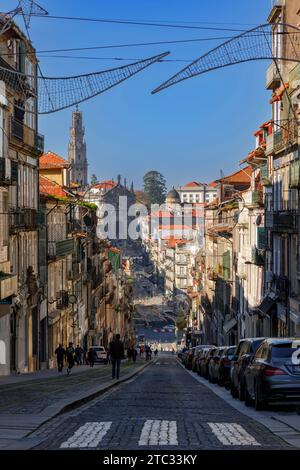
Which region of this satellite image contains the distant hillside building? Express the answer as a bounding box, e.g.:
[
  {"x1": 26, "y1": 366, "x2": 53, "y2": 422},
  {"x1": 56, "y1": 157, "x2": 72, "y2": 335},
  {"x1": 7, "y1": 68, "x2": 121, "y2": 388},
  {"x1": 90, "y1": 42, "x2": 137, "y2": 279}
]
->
[
  {"x1": 68, "y1": 107, "x2": 88, "y2": 188},
  {"x1": 176, "y1": 181, "x2": 217, "y2": 205}
]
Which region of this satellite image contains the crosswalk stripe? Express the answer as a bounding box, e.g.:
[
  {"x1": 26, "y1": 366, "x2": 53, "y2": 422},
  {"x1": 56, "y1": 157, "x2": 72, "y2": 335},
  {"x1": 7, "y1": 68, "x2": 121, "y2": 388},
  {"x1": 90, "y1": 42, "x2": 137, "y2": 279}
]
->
[
  {"x1": 207, "y1": 422, "x2": 261, "y2": 446},
  {"x1": 138, "y1": 420, "x2": 178, "y2": 446},
  {"x1": 60, "y1": 422, "x2": 112, "y2": 448}
]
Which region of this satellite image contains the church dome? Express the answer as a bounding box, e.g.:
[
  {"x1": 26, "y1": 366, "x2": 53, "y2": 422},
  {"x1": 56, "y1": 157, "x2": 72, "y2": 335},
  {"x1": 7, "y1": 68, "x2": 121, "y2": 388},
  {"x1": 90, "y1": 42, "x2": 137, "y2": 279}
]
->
[{"x1": 166, "y1": 188, "x2": 181, "y2": 205}]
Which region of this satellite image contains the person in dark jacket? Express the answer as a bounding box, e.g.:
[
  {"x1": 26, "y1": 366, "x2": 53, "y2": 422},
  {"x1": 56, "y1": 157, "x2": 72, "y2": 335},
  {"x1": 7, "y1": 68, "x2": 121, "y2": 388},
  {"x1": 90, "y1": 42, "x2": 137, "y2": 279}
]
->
[
  {"x1": 109, "y1": 334, "x2": 124, "y2": 379},
  {"x1": 55, "y1": 344, "x2": 65, "y2": 372},
  {"x1": 65, "y1": 342, "x2": 75, "y2": 375},
  {"x1": 87, "y1": 347, "x2": 97, "y2": 367}
]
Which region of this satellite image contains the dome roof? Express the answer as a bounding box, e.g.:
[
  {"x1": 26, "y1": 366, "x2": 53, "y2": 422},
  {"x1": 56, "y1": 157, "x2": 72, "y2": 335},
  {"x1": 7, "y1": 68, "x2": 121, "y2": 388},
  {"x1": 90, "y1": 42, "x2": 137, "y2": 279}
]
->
[{"x1": 166, "y1": 188, "x2": 181, "y2": 204}]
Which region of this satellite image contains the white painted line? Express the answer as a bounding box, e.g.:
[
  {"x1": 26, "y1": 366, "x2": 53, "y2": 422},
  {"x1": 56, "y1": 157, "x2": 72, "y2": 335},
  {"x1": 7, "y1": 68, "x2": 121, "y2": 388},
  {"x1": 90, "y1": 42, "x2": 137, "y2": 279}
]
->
[
  {"x1": 60, "y1": 421, "x2": 112, "y2": 448},
  {"x1": 208, "y1": 422, "x2": 261, "y2": 446},
  {"x1": 138, "y1": 420, "x2": 178, "y2": 446}
]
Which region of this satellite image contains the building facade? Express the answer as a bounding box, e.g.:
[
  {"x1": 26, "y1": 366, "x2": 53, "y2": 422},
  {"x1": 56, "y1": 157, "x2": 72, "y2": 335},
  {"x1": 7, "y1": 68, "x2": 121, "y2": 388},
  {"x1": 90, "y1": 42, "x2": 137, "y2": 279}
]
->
[{"x1": 0, "y1": 19, "x2": 44, "y2": 375}]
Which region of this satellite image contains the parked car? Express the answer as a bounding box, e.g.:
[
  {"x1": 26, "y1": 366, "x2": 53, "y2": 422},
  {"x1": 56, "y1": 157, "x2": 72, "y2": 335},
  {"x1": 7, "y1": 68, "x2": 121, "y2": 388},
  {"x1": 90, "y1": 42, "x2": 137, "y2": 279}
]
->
[
  {"x1": 202, "y1": 346, "x2": 217, "y2": 379},
  {"x1": 198, "y1": 347, "x2": 213, "y2": 377},
  {"x1": 208, "y1": 347, "x2": 226, "y2": 383},
  {"x1": 231, "y1": 338, "x2": 265, "y2": 400},
  {"x1": 177, "y1": 347, "x2": 188, "y2": 361},
  {"x1": 192, "y1": 345, "x2": 212, "y2": 372},
  {"x1": 184, "y1": 347, "x2": 196, "y2": 370},
  {"x1": 90, "y1": 346, "x2": 108, "y2": 364},
  {"x1": 218, "y1": 346, "x2": 236, "y2": 387},
  {"x1": 244, "y1": 338, "x2": 300, "y2": 410}
]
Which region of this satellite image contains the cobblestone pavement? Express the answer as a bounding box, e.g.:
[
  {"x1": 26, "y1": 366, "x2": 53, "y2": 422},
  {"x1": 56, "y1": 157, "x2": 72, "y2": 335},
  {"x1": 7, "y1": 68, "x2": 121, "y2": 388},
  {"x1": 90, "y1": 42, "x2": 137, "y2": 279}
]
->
[
  {"x1": 0, "y1": 361, "x2": 140, "y2": 414},
  {"x1": 32, "y1": 355, "x2": 294, "y2": 450}
]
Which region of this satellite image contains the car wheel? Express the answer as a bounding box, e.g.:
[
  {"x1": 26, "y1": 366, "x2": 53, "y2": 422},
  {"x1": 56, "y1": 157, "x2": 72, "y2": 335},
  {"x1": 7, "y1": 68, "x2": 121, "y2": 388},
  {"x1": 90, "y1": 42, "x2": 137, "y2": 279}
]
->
[
  {"x1": 245, "y1": 386, "x2": 252, "y2": 407},
  {"x1": 254, "y1": 385, "x2": 266, "y2": 411}
]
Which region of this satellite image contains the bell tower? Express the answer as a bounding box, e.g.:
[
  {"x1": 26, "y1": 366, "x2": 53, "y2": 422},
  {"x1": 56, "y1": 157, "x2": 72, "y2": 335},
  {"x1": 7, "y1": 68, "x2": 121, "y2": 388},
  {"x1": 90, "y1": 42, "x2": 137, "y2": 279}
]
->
[{"x1": 68, "y1": 107, "x2": 88, "y2": 188}]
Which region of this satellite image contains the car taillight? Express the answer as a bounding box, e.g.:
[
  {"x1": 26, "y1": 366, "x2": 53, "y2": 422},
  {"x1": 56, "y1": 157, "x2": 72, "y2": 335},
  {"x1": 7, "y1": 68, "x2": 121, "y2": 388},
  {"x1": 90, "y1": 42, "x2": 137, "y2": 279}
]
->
[{"x1": 263, "y1": 365, "x2": 287, "y2": 376}]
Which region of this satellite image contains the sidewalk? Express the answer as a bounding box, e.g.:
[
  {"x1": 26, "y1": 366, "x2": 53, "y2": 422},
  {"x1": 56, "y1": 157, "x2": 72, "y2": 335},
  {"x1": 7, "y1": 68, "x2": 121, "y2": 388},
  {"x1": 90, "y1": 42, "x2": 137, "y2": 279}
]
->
[
  {"x1": 181, "y1": 362, "x2": 300, "y2": 449},
  {"x1": 0, "y1": 358, "x2": 152, "y2": 450}
]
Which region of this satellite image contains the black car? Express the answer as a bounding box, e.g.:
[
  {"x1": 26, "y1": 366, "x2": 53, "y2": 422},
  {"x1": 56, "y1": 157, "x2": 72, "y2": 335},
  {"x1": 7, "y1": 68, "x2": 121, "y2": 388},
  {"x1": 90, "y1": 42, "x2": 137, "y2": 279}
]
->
[
  {"x1": 244, "y1": 338, "x2": 300, "y2": 410},
  {"x1": 203, "y1": 347, "x2": 217, "y2": 379},
  {"x1": 231, "y1": 337, "x2": 265, "y2": 401},
  {"x1": 184, "y1": 347, "x2": 196, "y2": 370},
  {"x1": 178, "y1": 347, "x2": 188, "y2": 361},
  {"x1": 208, "y1": 347, "x2": 225, "y2": 383},
  {"x1": 218, "y1": 346, "x2": 236, "y2": 387},
  {"x1": 197, "y1": 347, "x2": 211, "y2": 376}
]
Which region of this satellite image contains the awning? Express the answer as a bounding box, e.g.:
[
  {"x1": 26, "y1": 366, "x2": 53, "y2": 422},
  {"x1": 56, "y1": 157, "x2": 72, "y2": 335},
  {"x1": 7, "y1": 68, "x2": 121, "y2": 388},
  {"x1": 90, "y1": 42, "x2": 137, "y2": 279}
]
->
[
  {"x1": 255, "y1": 295, "x2": 277, "y2": 317},
  {"x1": 290, "y1": 310, "x2": 300, "y2": 326},
  {"x1": 223, "y1": 317, "x2": 237, "y2": 334}
]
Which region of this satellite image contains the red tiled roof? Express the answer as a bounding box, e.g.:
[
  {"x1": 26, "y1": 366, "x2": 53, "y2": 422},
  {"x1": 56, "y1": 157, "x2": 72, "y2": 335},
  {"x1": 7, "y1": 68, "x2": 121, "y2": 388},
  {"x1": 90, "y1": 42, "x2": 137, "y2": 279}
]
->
[
  {"x1": 40, "y1": 151, "x2": 69, "y2": 169},
  {"x1": 207, "y1": 181, "x2": 218, "y2": 187},
  {"x1": 93, "y1": 180, "x2": 117, "y2": 191},
  {"x1": 216, "y1": 166, "x2": 252, "y2": 184},
  {"x1": 165, "y1": 239, "x2": 188, "y2": 248},
  {"x1": 40, "y1": 175, "x2": 69, "y2": 198},
  {"x1": 182, "y1": 181, "x2": 202, "y2": 188}
]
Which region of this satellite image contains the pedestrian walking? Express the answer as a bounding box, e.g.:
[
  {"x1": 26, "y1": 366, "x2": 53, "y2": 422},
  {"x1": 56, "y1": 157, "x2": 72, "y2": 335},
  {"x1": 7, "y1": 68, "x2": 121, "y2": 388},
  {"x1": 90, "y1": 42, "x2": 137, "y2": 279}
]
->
[
  {"x1": 133, "y1": 347, "x2": 137, "y2": 363},
  {"x1": 55, "y1": 344, "x2": 65, "y2": 372},
  {"x1": 75, "y1": 345, "x2": 83, "y2": 366},
  {"x1": 65, "y1": 342, "x2": 75, "y2": 375},
  {"x1": 87, "y1": 347, "x2": 97, "y2": 367},
  {"x1": 154, "y1": 348, "x2": 158, "y2": 357},
  {"x1": 109, "y1": 334, "x2": 124, "y2": 380}
]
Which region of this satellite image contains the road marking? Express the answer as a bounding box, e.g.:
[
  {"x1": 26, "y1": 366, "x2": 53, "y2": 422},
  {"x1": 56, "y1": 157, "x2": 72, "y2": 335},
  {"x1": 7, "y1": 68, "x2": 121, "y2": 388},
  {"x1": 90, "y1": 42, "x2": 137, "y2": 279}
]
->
[
  {"x1": 207, "y1": 422, "x2": 261, "y2": 446},
  {"x1": 60, "y1": 422, "x2": 112, "y2": 448},
  {"x1": 138, "y1": 420, "x2": 178, "y2": 446}
]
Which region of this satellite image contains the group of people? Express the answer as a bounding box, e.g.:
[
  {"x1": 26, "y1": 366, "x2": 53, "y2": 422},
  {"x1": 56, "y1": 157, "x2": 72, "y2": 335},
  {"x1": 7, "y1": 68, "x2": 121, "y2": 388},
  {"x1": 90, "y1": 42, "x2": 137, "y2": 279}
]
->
[
  {"x1": 137, "y1": 344, "x2": 158, "y2": 360},
  {"x1": 54, "y1": 336, "x2": 159, "y2": 380},
  {"x1": 54, "y1": 343, "x2": 101, "y2": 375}
]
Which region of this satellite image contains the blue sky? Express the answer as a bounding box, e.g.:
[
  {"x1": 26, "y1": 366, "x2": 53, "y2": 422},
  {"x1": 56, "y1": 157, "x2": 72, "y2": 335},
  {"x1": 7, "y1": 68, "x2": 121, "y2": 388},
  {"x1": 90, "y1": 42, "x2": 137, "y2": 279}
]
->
[{"x1": 3, "y1": 0, "x2": 272, "y2": 188}]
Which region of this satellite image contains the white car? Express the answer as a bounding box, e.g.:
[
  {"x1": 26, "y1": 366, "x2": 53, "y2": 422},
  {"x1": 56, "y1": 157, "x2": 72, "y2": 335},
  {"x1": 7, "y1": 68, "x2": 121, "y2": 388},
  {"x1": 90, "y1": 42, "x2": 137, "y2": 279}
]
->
[{"x1": 90, "y1": 346, "x2": 108, "y2": 363}]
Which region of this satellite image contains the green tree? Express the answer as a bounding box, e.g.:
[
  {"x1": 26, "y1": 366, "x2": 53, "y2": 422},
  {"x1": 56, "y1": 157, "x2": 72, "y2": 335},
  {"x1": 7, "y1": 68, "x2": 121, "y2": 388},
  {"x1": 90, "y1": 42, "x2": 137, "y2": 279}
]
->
[
  {"x1": 143, "y1": 170, "x2": 167, "y2": 205},
  {"x1": 90, "y1": 174, "x2": 99, "y2": 185}
]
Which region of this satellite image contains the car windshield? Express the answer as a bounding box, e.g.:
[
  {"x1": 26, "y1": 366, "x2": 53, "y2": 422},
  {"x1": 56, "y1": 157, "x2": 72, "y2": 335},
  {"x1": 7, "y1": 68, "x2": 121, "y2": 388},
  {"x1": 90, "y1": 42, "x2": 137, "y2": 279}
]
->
[{"x1": 272, "y1": 343, "x2": 300, "y2": 358}]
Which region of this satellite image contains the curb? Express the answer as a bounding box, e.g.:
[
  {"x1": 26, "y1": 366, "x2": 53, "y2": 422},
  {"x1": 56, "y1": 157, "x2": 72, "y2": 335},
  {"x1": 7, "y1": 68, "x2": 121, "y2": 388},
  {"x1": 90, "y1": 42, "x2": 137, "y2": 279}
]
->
[
  {"x1": 178, "y1": 359, "x2": 300, "y2": 449},
  {"x1": 2, "y1": 360, "x2": 154, "y2": 450}
]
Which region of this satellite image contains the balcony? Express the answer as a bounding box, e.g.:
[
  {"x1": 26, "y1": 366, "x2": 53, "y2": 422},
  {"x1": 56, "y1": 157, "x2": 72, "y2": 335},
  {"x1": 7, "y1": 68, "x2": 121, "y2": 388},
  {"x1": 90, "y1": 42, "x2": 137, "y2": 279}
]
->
[
  {"x1": 260, "y1": 163, "x2": 272, "y2": 186},
  {"x1": 244, "y1": 190, "x2": 263, "y2": 208},
  {"x1": 266, "y1": 63, "x2": 281, "y2": 90},
  {"x1": 266, "y1": 210, "x2": 298, "y2": 232},
  {"x1": 9, "y1": 208, "x2": 38, "y2": 233},
  {"x1": 273, "y1": 123, "x2": 298, "y2": 155},
  {"x1": 265, "y1": 134, "x2": 274, "y2": 156},
  {"x1": 10, "y1": 117, "x2": 45, "y2": 154},
  {"x1": 48, "y1": 239, "x2": 74, "y2": 259},
  {"x1": 0, "y1": 273, "x2": 18, "y2": 300}
]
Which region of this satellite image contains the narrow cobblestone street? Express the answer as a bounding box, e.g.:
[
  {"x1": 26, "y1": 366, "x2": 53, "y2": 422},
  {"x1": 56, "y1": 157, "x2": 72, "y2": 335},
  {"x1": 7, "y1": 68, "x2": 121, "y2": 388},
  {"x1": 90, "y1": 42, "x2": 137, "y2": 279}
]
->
[{"x1": 30, "y1": 355, "x2": 295, "y2": 450}]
